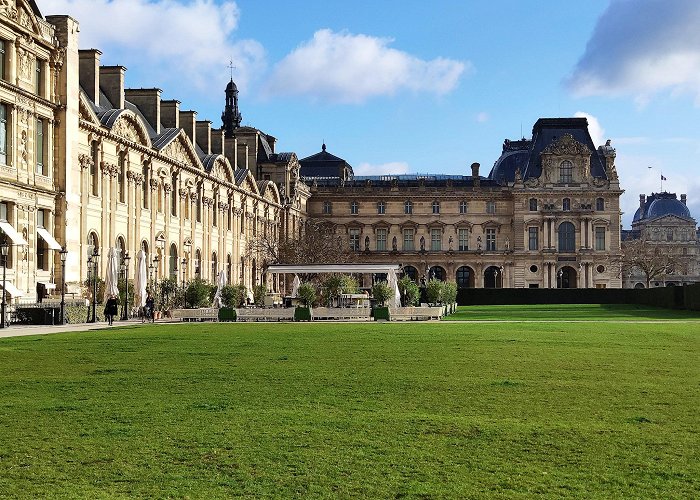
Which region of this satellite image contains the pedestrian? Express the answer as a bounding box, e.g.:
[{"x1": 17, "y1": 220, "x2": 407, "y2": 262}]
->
[
  {"x1": 145, "y1": 293, "x2": 155, "y2": 323},
  {"x1": 104, "y1": 294, "x2": 119, "y2": 326}
]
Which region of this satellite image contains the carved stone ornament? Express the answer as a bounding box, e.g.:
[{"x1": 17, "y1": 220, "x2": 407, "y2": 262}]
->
[
  {"x1": 525, "y1": 177, "x2": 539, "y2": 188},
  {"x1": 112, "y1": 118, "x2": 140, "y2": 144},
  {"x1": 18, "y1": 6, "x2": 32, "y2": 29},
  {"x1": 218, "y1": 201, "x2": 229, "y2": 211},
  {"x1": 189, "y1": 192, "x2": 198, "y2": 203},
  {"x1": 542, "y1": 133, "x2": 590, "y2": 157},
  {"x1": 163, "y1": 183, "x2": 172, "y2": 193},
  {"x1": 126, "y1": 170, "x2": 136, "y2": 183},
  {"x1": 149, "y1": 178, "x2": 159, "y2": 190},
  {"x1": 101, "y1": 161, "x2": 118, "y2": 177},
  {"x1": 0, "y1": 1, "x2": 18, "y2": 21},
  {"x1": 17, "y1": 48, "x2": 32, "y2": 79},
  {"x1": 51, "y1": 48, "x2": 66, "y2": 68},
  {"x1": 592, "y1": 177, "x2": 608, "y2": 188},
  {"x1": 162, "y1": 138, "x2": 192, "y2": 166},
  {"x1": 179, "y1": 188, "x2": 188, "y2": 200},
  {"x1": 133, "y1": 173, "x2": 144, "y2": 184},
  {"x1": 78, "y1": 153, "x2": 94, "y2": 169}
]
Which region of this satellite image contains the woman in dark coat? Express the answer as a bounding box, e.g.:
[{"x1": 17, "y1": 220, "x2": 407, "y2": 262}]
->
[{"x1": 104, "y1": 295, "x2": 119, "y2": 325}]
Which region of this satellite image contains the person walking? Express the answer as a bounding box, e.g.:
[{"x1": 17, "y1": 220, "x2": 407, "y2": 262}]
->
[
  {"x1": 104, "y1": 294, "x2": 119, "y2": 326},
  {"x1": 145, "y1": 293, "x2": 155, "y2": 323}
]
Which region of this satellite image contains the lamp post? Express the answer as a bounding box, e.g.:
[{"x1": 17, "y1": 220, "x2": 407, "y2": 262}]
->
[
  {"x1": 88, "y1": 246, "x2": 99, "y2": 323},
  {"x1": 153, "y1": 255, "x2": 160, "y2": 310},
  {"x1": 1, "y1": 242, "x2": 8, "y2": 329},
  {"x1": 181, "y1": 257, "x2": 187, "y2": 289},
  {"x1": 557, "y1": 269, "x2": 563, "y2": 289},
  {"x1": 148, "y1": 262, "x2": 154, "y2": 291},
  {"x1": 121, "y1": 252, "x2": 131, "y2": 320},
  {"x1": 59, "y1": 246, "x2": 68, "y2": 324},
  {"x1": 87, "y1": 255, "x2": 92, "y2": 322}
]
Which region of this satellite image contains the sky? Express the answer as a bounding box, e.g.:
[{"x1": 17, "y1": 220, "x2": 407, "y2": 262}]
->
[{"x1": 41, "y1": 0, "x2": 700, "y2": 228}]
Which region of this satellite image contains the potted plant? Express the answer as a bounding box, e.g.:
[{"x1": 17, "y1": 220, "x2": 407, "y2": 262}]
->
[
  {"x1": 294, "y1": 282, "x2": 316, "y2": 321},
  {"x1": 371, "y1": 281, "x2": 394, "y2": 321}
]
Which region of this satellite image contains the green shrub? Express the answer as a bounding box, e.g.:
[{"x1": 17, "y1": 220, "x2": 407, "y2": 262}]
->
[
  {"x1": 294, "y1": 306, "x2": 311, "y2": 321},
  {"x1": 221, "y1": 284, "x2": 246, "y2": 308},
  {"x1": 185, "y1": 278, "x2": 214, "y2": 308},
  {"x1": 373, "y1": 306, "x2": 390, "y2": 321},
  {"x1": 253, "y1": 284, "x2": 267, "y2": 307},
  {"x1": 371, "y1": 281, "x2": 394, "y2": 307},
  {"x1": 442, "y1": 281, "x2": 458, "y2": 305},
  {"x1": 218, "y1": 307, "x2": 236, "y2": 321},
  {"x1": 426, "y1": 279, "x2": 444, "y2": 305},
  {"x1": 297, "y1": 282, "x2": 317, "y2": 307},
  {"x1": 398, "y1": 275, "x2": 421, "y2": 306}
]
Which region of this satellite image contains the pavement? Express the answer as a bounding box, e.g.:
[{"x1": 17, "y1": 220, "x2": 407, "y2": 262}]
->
[{"x1": 0, "y1": 318, "x2": 168, "y2": 338}]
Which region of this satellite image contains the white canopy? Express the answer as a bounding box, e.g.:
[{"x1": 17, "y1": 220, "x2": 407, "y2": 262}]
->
[
  {"x1": 0, "y1": 220, "x2": 27, "y2": 246},
  {"x1": 104, "y1": 247, "x2": 120, "y2": 298},
  {"x1": 0, "y1": 281, "x2": 23, "y2": 297},
  {"x1": 133, "y1": 249, "x2": 148, "y2": 308},
  {"x1": 36, "y1": 227, "x2": 62, "y2": 250}
]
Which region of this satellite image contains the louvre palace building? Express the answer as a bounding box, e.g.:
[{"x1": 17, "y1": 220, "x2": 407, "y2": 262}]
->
[{"x1": 0, "y1": 0, "x2": 634, "y2": 304}]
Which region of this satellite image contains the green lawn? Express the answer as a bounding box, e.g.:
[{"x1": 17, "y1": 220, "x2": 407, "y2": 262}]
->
[
  {"x1": 0, "y1": 318, "x2": 698, "y2": 498},
  {"x1": 445, "y1": 303, "x2": 700, "y2": 321}
]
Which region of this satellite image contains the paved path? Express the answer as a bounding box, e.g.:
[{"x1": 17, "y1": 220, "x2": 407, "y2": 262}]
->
[{"x1": 0, "y1": 319, "x2": 165, "y2": 338}]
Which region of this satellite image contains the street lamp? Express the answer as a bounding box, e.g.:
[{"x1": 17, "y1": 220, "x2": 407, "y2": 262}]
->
[
  {"x1": 59, "y1": 246, "x2": 68, "y2": 324},
  {"x1": 87, "y1": 254, "x2": 93, "y2": 322},
  {"x1": 121, "y1": 252, "x2": 130, "y2": 320},
  {"x1": 1, "y1": 242, "x2": 9, "y2": 329},
  {"x1": 148, "y1": 262, "x2": 154, "y2": 291},
  {"x1": 88, "y1": 246, "x2": 99, "y2": 323},
  {"x1": 557, "y1": 269, "x2": 563, "y2": 289},
  {"x1": 181, "y1": 257, "x2": 187, "y2": 289},
  {"x1": 153, "y1": 255, "x2": 160, "y2": 310}
]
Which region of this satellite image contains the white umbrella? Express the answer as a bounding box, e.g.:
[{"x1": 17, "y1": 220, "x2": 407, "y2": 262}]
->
[
  {"x1": 213, "y1": 269, "x2": 227, "y2": 308},
  {"x1": 133, "y1": 249, "x2": 147, "y2": 309},
  {"x1": 291, "y1": 275, "x2": 301, "y2": 297},
  {"x1": 103, "y1": 247, "x2": 120, "y2": 298},
  {"x1": 388, "y1": 270, "x2": 401, "y2": 308}
]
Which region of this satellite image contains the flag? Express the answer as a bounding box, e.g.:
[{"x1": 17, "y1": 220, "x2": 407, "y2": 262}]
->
[{"x1": 661, "y1": 175, "x2": 667, "y2": 181}]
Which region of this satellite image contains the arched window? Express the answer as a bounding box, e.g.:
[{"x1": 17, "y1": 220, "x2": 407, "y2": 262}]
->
[
  {"x1": 171, "y1": 172, "x2": 178, "y2": 216},
  {"x1": 432, "y1": 201, "x2": 440, "y2": 214},
  {"x1": 117, "y1": 152, "x2": 126, "y2": 203},
  {"x1": 212, "y1": 188, "x2": 218, "y2": 227},
  {"x1": 211, "y1": 252, "x2": 218, "y2": 279},
  {"x1": 196, "y1": 183, "x2": 202, "y2": 222},
  {"x1": 456, "y1": 266, "x2": 474, "y2": 288},
  {"x1": 350, "y1": 200, "x2": 359, "y2": 215},
  {"x1": 169, "y1": 244, "x2": 178, "y2": 279},
  {"x1": 559, "y1": 160, "x2": 573, "y2": 183},
  {"x1": 141, "y1": 162, "x2": 149, "y2": 208},
  {"x1": 195, "y1": 249, "x2": 201, "y2": 277},
  {"x1": 428, "y1": 266, "x2": 445, "y2": 281},
  {"x1": 529, "y1": 198, "x2": 538, "y2": 211},
  {"x1": 484, "y1": 266, "x2": 502, "y2": 289},
  {"x1": 404, "y1": 201, "x2": 413, "y2": 215},
  {"x1": 141, "y1": 240, "x2": 149, "y2": 260},
  {"x1": 558, "y1": 222, "x2": 575, "y2": 252},
  {"x1": 116, "y1": 236, "x2": 125, "y2": 256},
  {"x1": 562, "y1": 198, "x2": 571, "y2": 211},
  {"x1": 91, "y1": 141, "x2": 100, "y2": 196},
  {"x1": 596, "y1": 197, "x2": 604, "y2": 211},
  {"x1": 402, "y1": 266, "x2": 418, "y2": 282},
  {"x1": 227, "y1": 255, "x2": 232, "y2": 284}
]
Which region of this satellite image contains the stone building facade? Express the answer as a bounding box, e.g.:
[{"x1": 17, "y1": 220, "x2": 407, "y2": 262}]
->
[{"x1": 302, "y1": 119, "x2": 624, "y2": 289}]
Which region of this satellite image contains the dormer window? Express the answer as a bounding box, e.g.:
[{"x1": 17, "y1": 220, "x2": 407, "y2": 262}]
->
[
  {"x1": 562, "y1": 198, "x2": 571, "y2": 211},
  {"x1": 559, "y1": 160, "x2": 573, "y2": 183}
]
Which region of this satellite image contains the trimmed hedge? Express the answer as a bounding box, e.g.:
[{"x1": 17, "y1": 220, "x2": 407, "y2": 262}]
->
[
  {"x1": 294, "y1": 307, "x2": 311, "y2": 321},
  {"x1": 218, "y1": 307, "x2": 236, "y2": 322},
  {"x1": 372, "y1": 306, "x2": 390, "y2": 321}
]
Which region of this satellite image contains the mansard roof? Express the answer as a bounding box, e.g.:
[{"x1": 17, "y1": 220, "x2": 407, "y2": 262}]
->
[
  {"x1": 299, "y1": 143, "x2": 354, "y2": 178},
  {"x1": 633, "y1": 192, "x2": 694, "y2": 224}
]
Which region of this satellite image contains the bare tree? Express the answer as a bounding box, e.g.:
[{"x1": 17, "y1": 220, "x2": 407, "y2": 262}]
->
[{"x1": 620, "y1": 238, "x2": 681, "y2": 288}]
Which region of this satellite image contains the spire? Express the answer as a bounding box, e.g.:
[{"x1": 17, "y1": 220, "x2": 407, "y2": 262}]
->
[
  {"x1": 221, "y1": 77, "x2": 242, "y2": 138},
  {"x1": 322, "y1": 142, "x2": 326, "y2": 152}
]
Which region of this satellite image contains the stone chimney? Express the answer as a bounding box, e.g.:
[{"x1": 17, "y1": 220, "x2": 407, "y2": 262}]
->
[
  {"x1": 179, "y1": 110, "x2": 197, "y2": 147},
  {"x1": 195, "y1": 121, "x2": 212, "y2": 155},
  {"x1": 471, "y1": 162, "x2": 480, "y2": 187},
  {"x1": 211, "y1": 128, "x2": 225, "y2": 156},
  {"x1": 639, "y1": 194, "x2": 646, "y2": 210},
  {"x1": 160, "y1": 100, "x2": 180, "y2": 129},
  {"x1": 681, "y1": 194, "x2": 687, "y2": 206},
  {"x1": 99, "y1": 65, "x2": 126, "y2": 109},
  {"x1": 78, "y1": 49, "x2": 102, "y2": 104},
  {"x1": 125, "y1": 88, "x2": 161, "y2": 135}
]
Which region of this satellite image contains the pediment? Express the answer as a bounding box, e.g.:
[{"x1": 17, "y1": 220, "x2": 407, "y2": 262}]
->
[
  {"x1": 541, "y1": 134, "x2": 590, "y2": 157},
  {"x1": 210, "y1": 157, "x2": 234, "y2": 183},
  {"x1": 261, "y1": 182, "x2": 280, "y2": 204},
  {"x1": 111, "y1": 112, "x2": 152, "y2": 148},
  {"x1": 78, "y1": 93, "x2": 100, "y2": 125},
  {"x1": 160, "y1": 132, "x2": 201, "y2": 169},
  {"x1": 241, "y1": 170, "x2": 259, "y2": 195}
]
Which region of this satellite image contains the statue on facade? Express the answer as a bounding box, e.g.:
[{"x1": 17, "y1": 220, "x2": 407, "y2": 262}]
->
[
  {"x1": 365, "y1": 235, "x2": 370, "y2": 251},
  {"x1": 448, "y1": 235, "x2": 453, "y2": 251},
  {"x1": 420, "y1": 235, "x2": 425, "y2": 251},
  {"x1": 392, "y1": 236, "x2": 397, "y2": 251}
]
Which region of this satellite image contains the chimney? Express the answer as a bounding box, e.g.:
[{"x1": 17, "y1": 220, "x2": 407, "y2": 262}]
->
[
  {"x1": 179, "y1": 110, "x2": 197, "y2": 146},
  {"x1": 78, "y1": 49, "x2": 102, "y2": 104},
  {"x1": 471, "y1": 162, "x2": 480, "y2": 187},
  {"x1": 99, "y1": 65, "x2": 126, "y2": 109},
  {"x1": 125, "y1": 88, "x2": 162, "y2": 135},
  {"x1": 224, "y1": 136, "x2": 237, "y2": 169},
  {"x1": 237, "y1": 143, "x2": 249, "y2": 170},
  {"x1": 639, "y1": 194, "x2": 646, "y2": 209},
  {"x1": 160, "y1": 100, "x2": 180, "y2": 129},
  {"x1": 681, "y1": 194, "x2": 687, "y2": 206},
  {"x1": 211, "y1": 128, "x2": 225, "y2": 156},
  {"x1": 195, "y1": 121, "x2": 212, "y2": 155}
]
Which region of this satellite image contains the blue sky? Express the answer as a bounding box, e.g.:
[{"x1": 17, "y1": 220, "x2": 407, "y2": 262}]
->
[{"x1": 42, "y1": 0, "x2": 700, "y2": 227}]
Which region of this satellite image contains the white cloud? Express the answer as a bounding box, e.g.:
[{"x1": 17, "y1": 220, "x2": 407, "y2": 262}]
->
[
  {"x1": 566, "y1": 0, "x2": 700, "y2": 104},
  {"x1": 266, "y1": 29, "x2": 468, "y2": 103},
  {"x1": 42, "y1": 0, "x2": 266, "y2": 93},
  {"x1": 476, "y1": 112, "x2": 489, "y2": 123},
  {"x1": 354, "y1": 161, "x2": 410, "y2": 176},
  {"x1": 574, "y1": 111, "x2": 605, "y2": 147}
]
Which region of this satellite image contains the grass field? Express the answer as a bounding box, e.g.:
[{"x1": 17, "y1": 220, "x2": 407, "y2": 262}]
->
[{"x1": 0, "y1": 307, "x2": 698, "y2": 498}]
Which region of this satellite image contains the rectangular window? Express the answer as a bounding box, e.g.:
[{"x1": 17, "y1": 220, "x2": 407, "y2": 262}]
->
[
  {"x1": 36, "y1": 210, "x2": 48, "y2": 271},
  {"x1": 377, "y1": 201, "x2": 385, "y2": 214},
  {"x1": 0, "y1": 201, "x2": 7, "y2": 221},
  {"x1": 349, "y1": 229, "x2": 360, "y2": 251},
  {"x1": 458, "y1": 228, "x2": 469, "y2": 251},
  {"x1": 37, "y1": 209, "x2": 45, "y2": 228},
  {"x1": 0, "y1": 104, "x2": 7, "y2": 165},
  {"x1": 528, "y1": 227, "x2": 538, "y2": 251},
  {"x1": 595, "y1": 227, "x2": 606, "y2": 250},
  {"x1": 486, "y1": 201, "x2": 496, "y2": 214},
  {"x1": 36, "y1": 118, "x2": 46, "y2": 175},
  {"x1": 117, "y1": 155, "x2": 125, "y2": 203},
  {"x1": 486, "y1": 228, "x2": 496, "y2": 251},
  {"x1": 92, "y1": 142, "x2": 100, "y2": 197},
  {"x1": 403, "y1": 228, "x2": 414, "y2": 251},
  {"x1": 459, "y1": 201, "x2": 468, "y2": 214},
  {"x1": 323, "y1": 201, "x2": 332, "y2": 214},
  {"x1": 36, "y1": 59, "x2": 44, "y2": 96},
  {"x1": 529, "y1": 198, "x2": 538, "y2": 211},
  {"x1": 430, "y1": 228, "x2": 441, "y2": 251},
  {"x1": 0, "y1": 40, "x2": 5, "y2": 81},
  {"x1": 376, "y1": 228, "x2": 387, "y2": 251}
]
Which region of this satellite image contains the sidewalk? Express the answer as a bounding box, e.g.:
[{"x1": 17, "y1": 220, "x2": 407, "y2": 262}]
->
[{"x1": 0, "y1": 318, "x2": 163, "y2": 339}]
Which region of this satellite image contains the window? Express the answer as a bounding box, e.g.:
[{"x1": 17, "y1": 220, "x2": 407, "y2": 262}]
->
[
  {"x1": 169, "y1": 244, "x2": 178, "y2": 280},
  {"x1": 595, "y1": 227, "x2": 605, "y2": 250},
  {"x1": 0, "y1": 40, "x2": 5, "y2": 80},
  {"x1": 0, "y1": 104, "x2": 7, "y2": 165},
  {"x1": 558, "y1": 222, "x2": 575, "y2": 252},
  {"x1": 403, "y1": 228, "x2": 415, "y2": 251},
  {"x1": 117, "y1": 153, "x2": 125, "y2": 202},
  {"x1": 36, "y1": 119, "x2": 46, "y2": 175},
  {"x1": 432, "y1": 201, "x2": 440, "y2": 214},
  {"x1": 349, "y1": 228, "x2": 360, "y2": 251},
  {"x1": 171, "y1": 173, "x2": 178, "y2": 216},
  {"x1": 596, "y1": 197, "x2": 605, "y2": 211},
  {"x1": 456, "y1": 266, "x2": 472, "y2": 288},
  {"x1": 376, "y1": 228, "x2": 387, "y2": 251},
  {"x1": 559, "y1": 160, "x2": 573, "y2": 183},
  {"x1": 377, "y1": 201, "x2": 385, "y2": 214},
  {"x1": 458, "y1": 228, "x2": 469, "y2": 251},
  {"x1": 528, "y1": 227, "x2": 538, "y2": 251},
  {"x1": 35, "y1": 58, "x2": 44, "y2": 96},
  {"x1": 430, "y1": 228, "x2": 441, "y2": 251},
  {"x1": 667, "y1": 228, "x2": 673, "y2": 242},
  {"x1": 91, "y1": 142, "x2": 100, "y2": 196},
  {"x1": 36, "y1": 209, "x2": 49, "y2": 271},
  {"x1": 227, "y1": 202, "x2": 232, "y2": 231},
  {"x1": 196, "y1": 184, "x2": 202, "y2": 222},
  {"x1": 486, "y1": 228, "x2": 496, "y2": 251},
  {"x1": 212, "y1": 190, "x2": 218, "y2": 227},
  {"x1": 562, "y1": 198, "x2": 571, "y2": 211},
  {"x1": 323, "y1": 201, "x2": 332, "y2": 215},
  {"x1": 211, "y1": 252, "x2": 217, "y2": 279},
  {"x1": 459, "y1": 201, "x2": 468, "y2": 214},
  {"x1": 404, "y1": 200, "x2": 413, "y2": 215},
  {"x1": 0, "y1": 201, "x2": 7, "y2": 221},
  {"x1": 486, "y1": 201, "x2": 496, "y2": 214},
  {"x1": 350, "y1": 200, "x2": 358, "y2": 215},
  {"x1": 529, "y1": 198, "x2": 538, "y2": 211}
]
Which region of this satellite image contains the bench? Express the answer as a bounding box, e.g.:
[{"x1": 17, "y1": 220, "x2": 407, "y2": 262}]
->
[
  {"x1": 235, "y1": 308, "x2": 295, "y2": 322},
  {"x1": 170, "y1": 308, "x2": 219, "y2": 321},
  {"x1": 311, "y1": 307, "x2": 373, "y2": 321},
  {"x1": 388, "y1": 306, "x2": 444, "y2": 321}
]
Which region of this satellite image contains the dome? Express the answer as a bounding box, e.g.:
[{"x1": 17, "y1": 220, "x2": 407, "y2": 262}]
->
[
  {"x1": 488, "y1": 150, "x2": 529, "y2": 184},
  {"x1": 632, "y1": 206, "x2": 644, "y2": 223},
  {"x1": 226, "y1": 79, "x2": 238, "y2": 92},
  {"x1": 647, "y1": 195, "x2": 691, "y2": 219}
]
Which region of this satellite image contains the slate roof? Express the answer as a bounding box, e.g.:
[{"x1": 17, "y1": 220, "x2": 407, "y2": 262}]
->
[
  {"x1": 632, "y1": 192, "x2": 694, "y2": 223},
  {"x1": 299, "y1": 144, "x2": 353, "y2": 178}
]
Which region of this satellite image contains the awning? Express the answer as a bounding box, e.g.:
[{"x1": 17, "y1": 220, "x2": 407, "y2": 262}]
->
[
  {"x1": 0, "y1": 281, "x2": 24, "y2": 297},
  {"x1": 0, "y1": 220, "x2": 27, "y2": 246},
  {"x1": 39, "y1": 282, "x2": 57, "y2": 290},
  {"x1": 36, "y1": 227, "x2": 62, "y2": 250}
]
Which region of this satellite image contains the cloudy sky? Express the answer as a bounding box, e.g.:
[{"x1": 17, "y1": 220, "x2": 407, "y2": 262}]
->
[{"x1": 41, "y1": 0, "x2": 700, "y2": 227}]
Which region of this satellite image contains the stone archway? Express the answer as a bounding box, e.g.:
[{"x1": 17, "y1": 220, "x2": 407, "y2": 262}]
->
[
  {"x1": 484, "y1": 266, "x2": 502, "y2": 288},
  {"x1": 557, "y1": 266, "x2": 577, "y2": 289}
]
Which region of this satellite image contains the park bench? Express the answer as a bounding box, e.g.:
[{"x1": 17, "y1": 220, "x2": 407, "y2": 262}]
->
[
  {"x1": 311, "y1": 307, "x2": 373, "y2": 321},
  {"x1": 170, "y1": 308, "x2": 219, "y2": 322},
  {"x1": 235, "y1": 308, "x2": 295, "y2": 322},
  {"x1": 388, "y1": 306, "x2": 444, "y2": 321}
]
